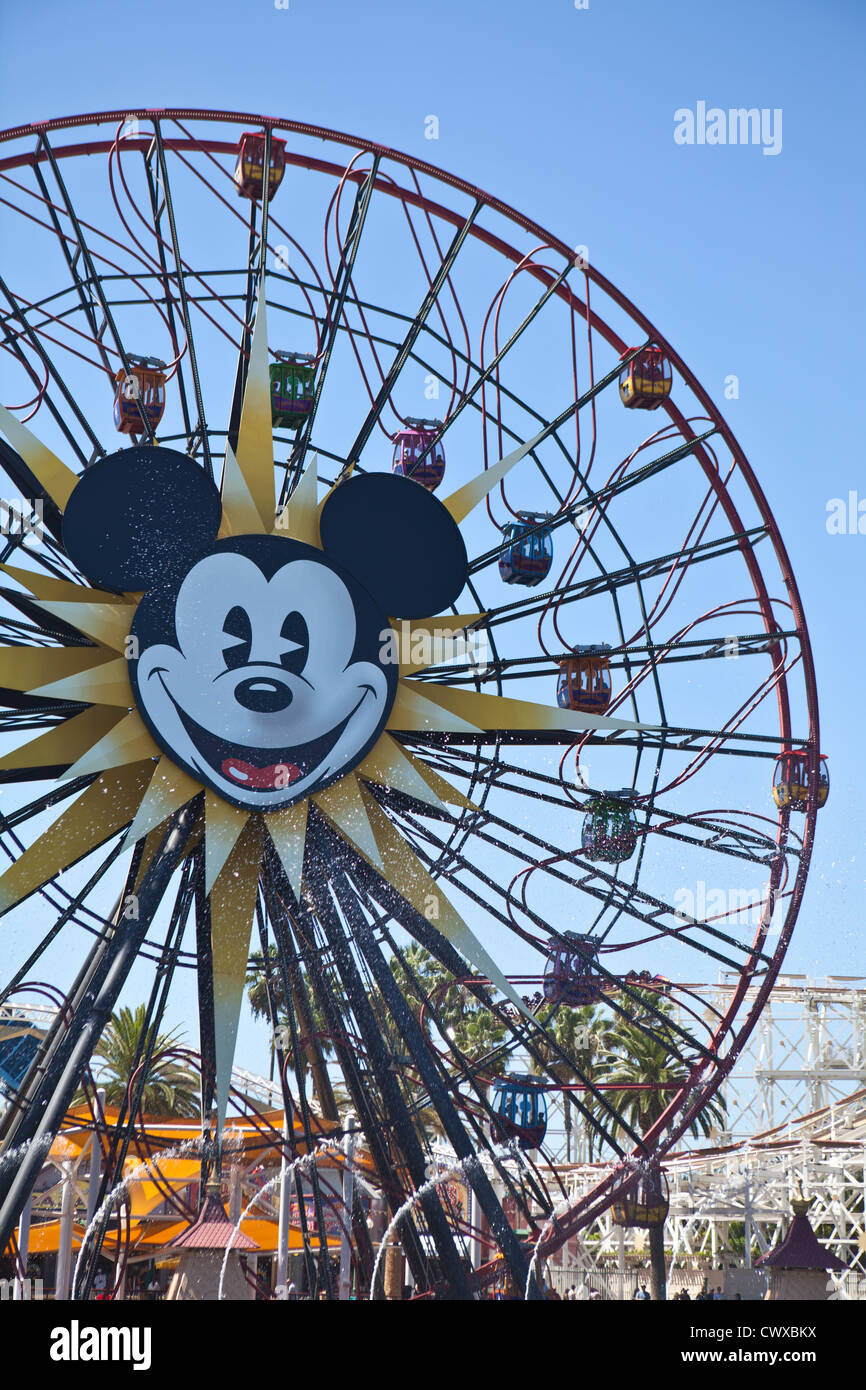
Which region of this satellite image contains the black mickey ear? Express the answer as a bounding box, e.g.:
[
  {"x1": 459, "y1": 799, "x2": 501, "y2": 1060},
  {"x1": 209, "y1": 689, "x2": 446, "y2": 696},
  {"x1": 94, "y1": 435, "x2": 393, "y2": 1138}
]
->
[
  {"x1": 62, "y1": 446, "x2": 222, "y2": 590},
  {"x1": 319, "y1": 472, "x2": 468, "y2": 618}
]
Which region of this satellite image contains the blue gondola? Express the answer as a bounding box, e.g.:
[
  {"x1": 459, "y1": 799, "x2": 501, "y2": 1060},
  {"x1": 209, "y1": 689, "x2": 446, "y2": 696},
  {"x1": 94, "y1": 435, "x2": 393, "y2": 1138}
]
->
[
  {"x1": 492, "y1": 1073, "x2": 548, "y2": 1150},
  {"x1": 498, "y1": 512, "x2": 554, "y2": 586}
]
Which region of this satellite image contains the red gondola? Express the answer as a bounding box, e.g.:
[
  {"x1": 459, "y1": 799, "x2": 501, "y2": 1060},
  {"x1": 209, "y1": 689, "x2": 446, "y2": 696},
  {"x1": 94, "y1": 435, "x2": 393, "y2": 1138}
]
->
[
  {"x1": 544, "y1": 932, "x2": 603, "y2": 1006},
  {"x1": 234, "y1": 131, "x2": 286, "y2": 201},
  {"x1": 391, "y1": 418, "x2": 445, "y2": 491}
]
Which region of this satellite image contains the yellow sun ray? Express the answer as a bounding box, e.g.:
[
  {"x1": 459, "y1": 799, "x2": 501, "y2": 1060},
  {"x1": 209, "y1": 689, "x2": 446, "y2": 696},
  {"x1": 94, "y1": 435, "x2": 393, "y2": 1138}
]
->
[
  {"x1": 441, "y1": 443, "x2": 530, "y2": 525},
  {"x1": 399, "y1": 678, "x2": 657, "y2": 735},
  {"x1": 387, "y1": 679, "x2": 482, "y2": 735},
  {"x1": 442, "y1": 418, "x2": 565, "y2": 525},
  {"x1": 0, "y1": 563, "x2": 124, "y2": 605},
  {"x1": 393, "y1": 613, "x2": 487, "y2": 677},
  {"x1": 272, "y1": 452, "x2": 319, "y2": 543},
  {"x1": 218, "y1": 442, "x2": 265, "y2": 537},
  {"x1": 265, "y1": 800, "x2": 308, "y2": 900},
  {"x1": 124, "y1": 757, "x2": 202, "y2": 847},
  {"x1": 61, "y1": 710, "x2": 159, "y2": 781},
  {"x1": 0, "y1": 403, "x2": 79, "y2": 511},
  {"x1": 360, "y1": 787, "x2": 532, "y2": 1021},
  {"x1": 400, "y1": 752, "x2": 479, "y2": 811},
  {"x1": 29, "y1": 656, "x2": 133, "y2": 708},
  {"x1": 0, "y1": 762, "x2": 156, "y2": 917},
  {"x1": 234, "y1": 284, "x2": 276, "y2": 530},
  {"x1": 313, "y1": 774, "x2": 385, "y2": 872},
  {"x1": 33, "y1": 600, "x2": 135, "y2": 653},
  {"x1": 209, "y1": 816, "x2": 264, "y2": 1137},
  {"x1": 358, "y1": 734, "x2": 451, "y2": 814},
  {"x1": 204, "y1": 791, "x2": 252, "y2": 896},
  {"x1": 0, "y1": 645, "x2": 116, "y2": 693},
  {"x1": 0, "y1": 706, "x2": 124, "y2": 777}
]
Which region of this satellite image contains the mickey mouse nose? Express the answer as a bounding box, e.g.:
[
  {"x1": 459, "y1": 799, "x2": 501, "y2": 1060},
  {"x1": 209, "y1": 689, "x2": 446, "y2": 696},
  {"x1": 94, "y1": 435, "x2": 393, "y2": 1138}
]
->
[{"x1": 234, "y1": 676, "x2": 293, "y2": 713}]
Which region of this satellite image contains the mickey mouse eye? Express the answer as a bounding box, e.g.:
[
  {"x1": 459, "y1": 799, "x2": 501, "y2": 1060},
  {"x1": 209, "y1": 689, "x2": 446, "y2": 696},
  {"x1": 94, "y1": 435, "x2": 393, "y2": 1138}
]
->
[
  {"x1": 223, "y1": 605, "x2": 252, "y2": 670},
  {"x1": 279, "y1": 611, "x2": 309, "y2": 675}
]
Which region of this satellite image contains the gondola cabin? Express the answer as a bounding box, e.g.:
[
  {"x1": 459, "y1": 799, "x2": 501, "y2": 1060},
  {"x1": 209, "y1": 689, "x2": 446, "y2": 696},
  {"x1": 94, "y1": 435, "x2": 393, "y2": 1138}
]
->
[
  {"x1": 582, "y1": 793, "x2": 638, "y2": 865},
  {"x1": 619, "y1": 346, "x2": 672, "y2": 410},
  {"x1": 772, "y1": 750, "x2": 829, "y2": 812},
  {"x1": 498, "y1": 512, "x2": 554, "y2": 586},
  {"x1": 391, "y1": 418, "x2": 445, "y2": 491},
  {"x1": 612, "y1": 1167, "x2": 669, "y2": 1229},
  {"x1": 270, "y1": 352, "x2": 316, "y2": 428},
  {"x1": 113, "y1": 357, "x2": 166, "y2": 436},
  {"x1": 234, "y1": 132, "x2": 287, "y2": 201},
  {"x1": 544, "y1": 932, "x2": 603, "y2": 1006},
  {"x1": 557, "y1": 646, "x2": 612, "y2": 714},
  {"x1": 492, "y1": 1074, "x2": 548, "y2": 1151}
]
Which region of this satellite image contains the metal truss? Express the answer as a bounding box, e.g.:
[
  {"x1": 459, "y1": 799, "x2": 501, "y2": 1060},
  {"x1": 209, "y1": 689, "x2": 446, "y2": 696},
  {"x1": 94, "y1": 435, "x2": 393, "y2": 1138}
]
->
[{"x1": 540, "y1": 1086, "x2": 866, "y2": 1299}]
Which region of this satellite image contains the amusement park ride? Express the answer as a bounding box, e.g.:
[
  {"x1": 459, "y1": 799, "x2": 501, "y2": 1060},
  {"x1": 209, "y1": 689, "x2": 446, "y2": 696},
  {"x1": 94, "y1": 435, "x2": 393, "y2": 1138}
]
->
[{"x1": 0, "y1": 110, "x2": 826, "y2": 1299}]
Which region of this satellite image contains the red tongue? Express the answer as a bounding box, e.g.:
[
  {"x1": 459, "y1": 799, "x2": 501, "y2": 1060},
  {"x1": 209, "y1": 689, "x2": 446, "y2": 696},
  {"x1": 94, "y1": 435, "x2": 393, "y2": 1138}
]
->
[{"x1": 222, "y1": 758, "x2": 301, "y2": 790}]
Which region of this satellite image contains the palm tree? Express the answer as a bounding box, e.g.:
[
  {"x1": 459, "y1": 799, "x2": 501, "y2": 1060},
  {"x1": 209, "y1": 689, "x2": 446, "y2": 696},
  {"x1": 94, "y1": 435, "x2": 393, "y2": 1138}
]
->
[
  {"x1": 91, "y1": 1005, "x2": 199, "y2": 1118},
  {"x1": 595, "y1": 989, "x2": 726, "y2": 1300},
  {"x1": 528, "y1": 1004, "x2": 604, "y2": 1162},
  {"x1": 245, "y1": 946, "x2": 338, "y2": 1118},
  {"x1": 389, "y1": 943, "x2": 506, "y2": 1062}
]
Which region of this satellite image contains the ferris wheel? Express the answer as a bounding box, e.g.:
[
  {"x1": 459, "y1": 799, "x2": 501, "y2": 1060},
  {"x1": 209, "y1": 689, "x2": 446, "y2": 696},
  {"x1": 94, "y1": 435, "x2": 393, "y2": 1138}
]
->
[{"x1": 0, "y1": 109, "x2": 825, "y2": 1299}]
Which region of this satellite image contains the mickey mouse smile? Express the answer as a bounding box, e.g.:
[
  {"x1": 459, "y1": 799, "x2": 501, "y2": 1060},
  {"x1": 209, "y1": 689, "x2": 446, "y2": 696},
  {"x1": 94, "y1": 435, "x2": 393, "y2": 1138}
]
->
[{"x1": 171, "y1": 687, "x2": 370, "y2": 794}]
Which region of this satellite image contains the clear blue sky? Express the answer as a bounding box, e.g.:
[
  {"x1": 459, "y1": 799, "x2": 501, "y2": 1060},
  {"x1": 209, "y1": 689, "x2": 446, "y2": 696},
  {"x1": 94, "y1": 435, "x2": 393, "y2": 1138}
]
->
[{"x1": 0, "y1": 0, "x2": 863, "y2": 1075}]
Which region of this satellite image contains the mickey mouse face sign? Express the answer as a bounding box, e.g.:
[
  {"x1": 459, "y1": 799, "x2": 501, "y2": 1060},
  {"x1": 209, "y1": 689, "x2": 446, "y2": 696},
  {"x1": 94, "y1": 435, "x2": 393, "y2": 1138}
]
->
[
  {"x1": 62, "y1": 449, "x2": 468, "y2": 812},
  {"x1": 131, "y1": 537, "x2": 395, "y2": 808}
]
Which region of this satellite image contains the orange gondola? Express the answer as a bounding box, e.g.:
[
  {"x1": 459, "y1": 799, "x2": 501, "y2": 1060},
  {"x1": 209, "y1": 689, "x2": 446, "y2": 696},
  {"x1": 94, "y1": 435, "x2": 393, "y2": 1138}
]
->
[
  {"x1": 112, "y1": 357, "x2": 166, "y2": 436},
  {"x1": 557, "y1": 647, "x2": 612, "y2": 714}
]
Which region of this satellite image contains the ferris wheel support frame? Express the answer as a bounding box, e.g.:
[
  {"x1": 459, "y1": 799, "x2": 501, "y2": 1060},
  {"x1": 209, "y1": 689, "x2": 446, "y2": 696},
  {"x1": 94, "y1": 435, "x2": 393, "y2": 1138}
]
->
[
  {"x1": 0, "y1": 805, "x2": 196, "y2": 1251},
  {"x1": 328, "y1": 852, "x2": 539, "y2": 1296}
]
